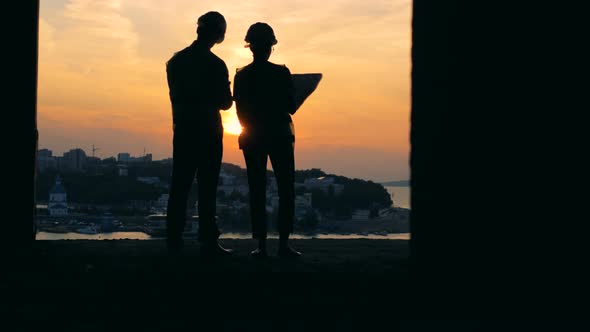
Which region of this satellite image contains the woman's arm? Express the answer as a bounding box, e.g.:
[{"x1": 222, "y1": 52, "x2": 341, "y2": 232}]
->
[
  {"x1": 233, "y1": 71, "x2": 251, "y2": 126},
  {"x1": 283, "y1": 66, "x2": 297, "y2": 115}
]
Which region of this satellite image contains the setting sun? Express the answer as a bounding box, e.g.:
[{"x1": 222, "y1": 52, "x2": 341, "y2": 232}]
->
[{"x1": 222, "y1": 109, "x2": 243, "y2": 136}]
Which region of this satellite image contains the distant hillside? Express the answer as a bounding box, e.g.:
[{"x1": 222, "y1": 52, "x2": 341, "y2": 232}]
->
[{"x1": 381, "y1": 180, "x2": 410, "y2": 187}]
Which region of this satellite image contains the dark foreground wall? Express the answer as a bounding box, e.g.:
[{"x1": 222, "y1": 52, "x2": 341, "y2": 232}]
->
[
  {"x1": 412, "y1": 1, "x2": 588, "y2": 319},
  {"x1": 2, "y1": 2, "x2": 39, "y2": 246},
  {"x1": 411, "y1": 1, "x2": 492, "y2": 318}
]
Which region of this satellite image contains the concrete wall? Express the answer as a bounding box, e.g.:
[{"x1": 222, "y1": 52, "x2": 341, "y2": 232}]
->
[{"x1": 3, "y1": 2, "x2": 39, "y2": 246}]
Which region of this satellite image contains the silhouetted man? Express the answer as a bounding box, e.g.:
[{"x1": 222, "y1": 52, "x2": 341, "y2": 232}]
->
[
  {"x1": 165, "y1": 11, "x2": 233, "y2": 256},
  {"x1": 234, "y1": 22, "x2": 301, "y2": 258}
]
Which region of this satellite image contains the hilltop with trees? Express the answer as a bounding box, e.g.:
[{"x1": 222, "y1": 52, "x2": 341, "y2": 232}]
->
[{"x1": 36, "y1": 163, "x2": 393, "y2": 219}]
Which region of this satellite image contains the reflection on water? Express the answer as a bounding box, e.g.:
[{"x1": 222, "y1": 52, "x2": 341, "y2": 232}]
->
[
  {"x1": 308, "y1": 233, "x2": 410, "y2": 240},
  {"x1": 385, "y1": 186, "x2": 410, "y2": 209},
  {"x1": 36, "y1": 232, "x2": 152, "y2": 240},
  {"x1": 36, "y1": 232, "x2": 410, "y2": 241}
]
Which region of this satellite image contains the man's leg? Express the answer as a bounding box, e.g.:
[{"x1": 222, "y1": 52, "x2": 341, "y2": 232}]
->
[
  {"x1": 243, "y1": 148, "x2": 268, "y2": 241},
  {"x1": 196, "y1": 139, "x2": 222, "y2": 244},
  {"x1": 166, "y1": 135, "x2": 198, "y2": 251}
]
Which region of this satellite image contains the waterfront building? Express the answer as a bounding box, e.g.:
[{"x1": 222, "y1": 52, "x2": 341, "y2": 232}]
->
[
  {"x1": 295, "y1": 193, "x2": 313, "y2": 209},
  {"x1": 117, "y1": 164, "x2": 128, "y2": 176},
  {"x1": 155, "y1": 193, "x2": 169, "y2": 209},
  {"x1": 48, "y1": 175, "x2": 68, "y2": 216},
  {"x1": 137, "y1": 176, "x2": 160, "y2": 185},
  {"x1": 303, "y1": 176, "x2": 344, "y2": 195}
]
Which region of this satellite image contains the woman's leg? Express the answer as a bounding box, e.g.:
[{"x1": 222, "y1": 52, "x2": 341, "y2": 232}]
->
[
  {"x1": 243, "y1": 148, "x2": 268, "y2": 242},
  {"x1": 269, "y1": 141, "x2": 299, "y2": 257}
]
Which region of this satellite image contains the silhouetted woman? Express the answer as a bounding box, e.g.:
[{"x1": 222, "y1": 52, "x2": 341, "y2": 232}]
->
[{"x1": 233, "y1": 23, "x2": 301, "y2": 258}]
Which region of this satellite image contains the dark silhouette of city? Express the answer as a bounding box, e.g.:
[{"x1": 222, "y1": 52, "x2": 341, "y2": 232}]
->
[
  {"x1": 165, "y1": 11, "x2": 233, "y2": 256},
  {"x1": 234, "y1": 22, "x2": 301, "y2": 258}
]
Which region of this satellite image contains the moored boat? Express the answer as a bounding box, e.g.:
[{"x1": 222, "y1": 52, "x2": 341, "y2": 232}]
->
[
  {"x1": 76, "y1": 224, "x2": 99, "y2": 234},
  {"x1": 143, "y1": 214, "x2": 199, "y2": 238}
]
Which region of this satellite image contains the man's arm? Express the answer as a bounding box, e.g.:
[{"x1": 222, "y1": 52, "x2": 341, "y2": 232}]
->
[{"x1": 216, "y1": 63, "x2": 233, "y2": 111}]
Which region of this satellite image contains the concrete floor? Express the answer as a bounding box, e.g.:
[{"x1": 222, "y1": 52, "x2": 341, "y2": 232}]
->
[{"x1": 1, "y1": 239, "x2": 410, "y2": 331}]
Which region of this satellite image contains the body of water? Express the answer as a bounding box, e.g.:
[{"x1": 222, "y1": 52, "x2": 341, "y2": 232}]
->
[
  {"x1": 35, "y1": 185, "x2": 410, "y2": 241},
  {"x1": 35, "y1": 231, "x2": 410, "y2": 240},
  {"x1": 385, "y1": 185, "x2": 410, "y2": 209}
]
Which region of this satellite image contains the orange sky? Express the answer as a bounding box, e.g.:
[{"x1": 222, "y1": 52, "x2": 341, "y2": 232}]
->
[{"x1": 38, "y1": 0, "x2": 411, "y2": 182}]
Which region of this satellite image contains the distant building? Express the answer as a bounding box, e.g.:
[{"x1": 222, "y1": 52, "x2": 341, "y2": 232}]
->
[
  {"x1": 60, "y1": 148, "x2": 87, "y2": 171},
  {"x1": 35, "y1": 204, "x2": 49, "y2": 216},
  {"x1": 117, "y1": 152, "x2": 152, "y2": 164},
  {"x1": 303, "y1": 176, "x2": 344, "y2": 195},
  {"x1": 117, "y1": 153, "x2": 131, "y2": 163},
  {"x1": 137, "y1": 177, "x2": 160, "y2": 185},
  {"x1": 351, "y1": 209, "x2": 370, "y2": 221},
  {"x1": 294, "y1": 193, "x2": 313, "y2": 219},
  {"x1": 268, "y1": 175, "x2": 278, "y2": 193},
  {"x1": 129, "y1": 200, "x2": 152, "y2": 212},
  {"x1": 218, "y1": 185, "x2": 236, "y2": 196},
  {"x1": 158, "y1": 158, "x2": 173, "y2": 165},
  {"x1": 196, "y1": 170, "x2": 243, "y2": 195},
  {"x1": 102, "y1": 157, "x2": 117, "y2": 164},
  {"x1": 155, "y1": 194, "x2": 169, "y2": 208},
  {"x1": 230, "y1": 201, "x2": 248, "y2": 210},
  {"x1": 37, "y1": 148, "x2": 57, "y2": 172},
  {"x1": 149, "y1": 193, "x2": 169, "y2": 214},
  {"x1": 219, "y1": 170, "x2": 236, "y2": 185},
  {"x1": 295, "y1": 193, "x2": 313, "y2": 210},
  {"x1": 268, "y1": 194, "x2": 279, "y2": 212},
  {"x1": 48, "y1": 175, "x2": 68, "y2": 216},
  {"x1": 117, "y1": 164, "x2": 128, "y2": 176},
  {"x1": 38, "y1": 149, "x2": 52, "y2": 158},
  {"x1": 86, "y1": 156, "x2": 101, "y2": 165},
  {"x1": 267, "y1": 193, "x2": 312, "y2": 215},
  {"x1": 235, "y1": 184, "x2": 249, "y2": 195}
]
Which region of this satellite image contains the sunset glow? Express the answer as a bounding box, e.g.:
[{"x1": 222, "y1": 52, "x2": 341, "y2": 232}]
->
[
  {"x1": 222, "y1": 109, "x2": 243, "y2": 136},
  {"x1": 38, "y1": 0, "x2": 410, "y2": 182}
]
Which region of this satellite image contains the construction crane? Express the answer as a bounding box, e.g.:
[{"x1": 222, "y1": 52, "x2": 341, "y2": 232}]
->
[{"x1": 92, "y1": 145, "x2": 100, "y2": 158}]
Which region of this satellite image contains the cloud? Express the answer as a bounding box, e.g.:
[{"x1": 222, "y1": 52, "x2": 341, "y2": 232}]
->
[
  {"x1": 58, "y1": 0, "x2": 139, "y2": 65},
  {"x1": 37, "y1": 0, "x2": 411, "y2": 181},
  {"x1": 39, "y1": 19, "x2": 57, "y2": 56}
]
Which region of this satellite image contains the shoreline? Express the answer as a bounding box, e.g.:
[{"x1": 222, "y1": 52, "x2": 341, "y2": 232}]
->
[
  {"x1": 35, "y1": 230, "x2": 411, "y2": 240},
  {"x1": 36, "y1": 206, "x2": 411, "y2": 235}
]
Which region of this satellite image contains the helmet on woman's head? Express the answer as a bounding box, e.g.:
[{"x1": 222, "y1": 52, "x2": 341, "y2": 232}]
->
[{"x1": 245, "y1": 22, "x2": 278, "y2": 47}]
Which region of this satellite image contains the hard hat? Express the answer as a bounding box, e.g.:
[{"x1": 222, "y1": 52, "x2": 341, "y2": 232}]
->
[{"x1": 245, "y1": 22, "x2": 278, "y2": 47}]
